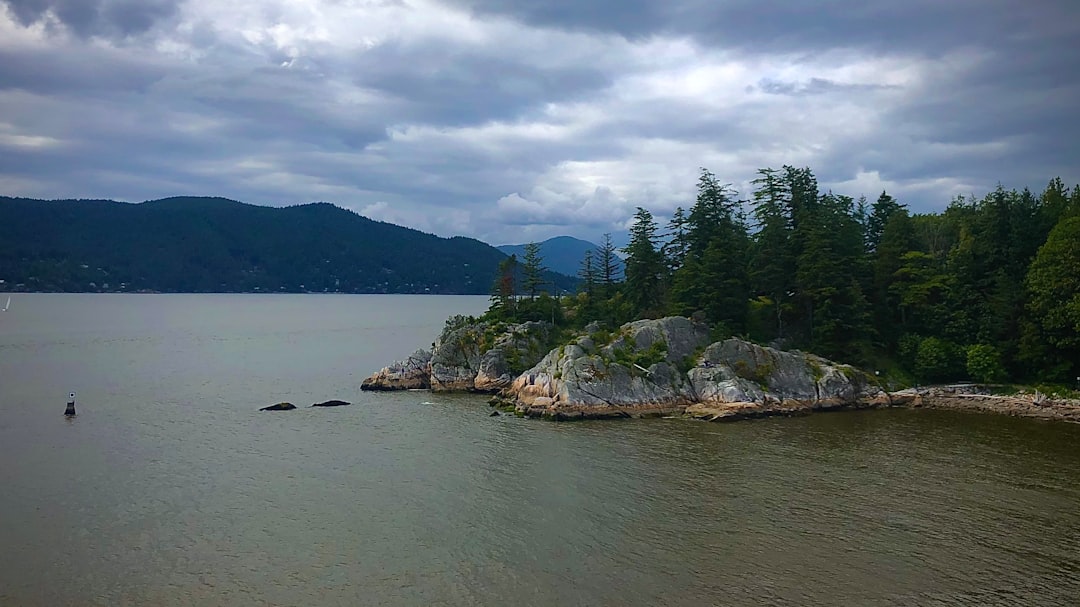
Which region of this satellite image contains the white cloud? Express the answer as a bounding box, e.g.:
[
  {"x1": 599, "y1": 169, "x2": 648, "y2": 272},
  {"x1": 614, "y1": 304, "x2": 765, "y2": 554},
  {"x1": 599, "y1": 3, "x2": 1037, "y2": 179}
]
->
[{"x1": 0, "y1": 0, "x2": 1076, "y2": 245}]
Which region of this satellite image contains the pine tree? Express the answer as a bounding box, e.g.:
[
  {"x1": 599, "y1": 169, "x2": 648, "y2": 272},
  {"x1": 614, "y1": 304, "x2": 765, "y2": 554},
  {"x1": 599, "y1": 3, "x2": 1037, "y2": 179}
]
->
[
  {"x1": 749, "y1": 167, "x2": 795, "y2": 341},
  {"x1": 489, "y1": 254, "x2": 518, "y2": 319},
  {"x1": 866, "y1": 191, "x2": 905, "y2": 253},
  {"x1": 577, "y1": 249, "x2": 597, "y2": 298},
  {"x1": 872, "y1": 210, "x2": 916, "y2": 348},
  {"x1": 622, "y1": 208, "x2": 665, "y2": 316},
  {"x1": 596, "y1": 233, "x2": 620, "y2": 298},
  {"x1": 795, "y1": 192, "x2": 873, "y2": 359},
  {"x1": 522, "y1": 242, "x2": 545, "y2": 299},
  {"x1": 663, "y1": 206, "x2": 689, "y2": 274},
  {"x1": 669, "y1": 169, "x2": 750, "y2": 330}
]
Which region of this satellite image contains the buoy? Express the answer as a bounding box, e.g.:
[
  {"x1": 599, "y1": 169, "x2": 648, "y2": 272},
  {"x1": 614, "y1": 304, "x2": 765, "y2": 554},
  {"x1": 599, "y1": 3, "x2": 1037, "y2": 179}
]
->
[{"x1": 65, "y1": 392, "x2": 76, "y2": 416}]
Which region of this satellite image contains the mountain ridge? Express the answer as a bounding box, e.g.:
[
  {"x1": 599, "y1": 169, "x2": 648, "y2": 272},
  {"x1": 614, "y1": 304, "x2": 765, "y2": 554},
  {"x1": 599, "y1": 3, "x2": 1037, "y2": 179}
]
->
[
  {"x1": 0, "y1": 195, "x2": 576, "y2": 294},
  {"x1": 497, "y1": 235, "x2": 601, "y2": 277}
]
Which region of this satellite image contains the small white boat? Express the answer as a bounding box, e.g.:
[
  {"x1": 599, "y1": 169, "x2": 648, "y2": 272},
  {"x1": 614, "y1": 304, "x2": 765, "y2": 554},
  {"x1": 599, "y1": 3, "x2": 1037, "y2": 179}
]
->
[{"x1": 1, "y1": 296, "x2": 9, "y2": 312}]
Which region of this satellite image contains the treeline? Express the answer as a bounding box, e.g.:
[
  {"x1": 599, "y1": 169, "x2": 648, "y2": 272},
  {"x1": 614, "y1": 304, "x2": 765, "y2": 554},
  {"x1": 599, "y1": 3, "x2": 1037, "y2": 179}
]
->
[{"x1": 490, "y1": 168, "x2": 1080, "y2": 386}]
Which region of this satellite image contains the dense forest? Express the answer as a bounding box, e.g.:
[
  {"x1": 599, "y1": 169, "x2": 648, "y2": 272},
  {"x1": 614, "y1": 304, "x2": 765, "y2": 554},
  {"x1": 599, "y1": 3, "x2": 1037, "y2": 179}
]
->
[
  {"x1": 0, "y1": 196, "x2": 576, "y2": 294},
  {"x1": 487, "y1": 169, "x2": 1080, "y2": 387}
]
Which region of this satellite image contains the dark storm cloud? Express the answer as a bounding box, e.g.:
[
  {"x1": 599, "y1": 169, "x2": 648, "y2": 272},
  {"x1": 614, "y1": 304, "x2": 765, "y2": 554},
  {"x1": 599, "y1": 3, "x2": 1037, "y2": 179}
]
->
[
  {"x1": 447, "y1": 0, "x2": 1068, "y2": 55},
  {"x1": 0, "y1": 45, "x2": 167, "y2": 94},
  {"x1": 0, "y1": 0, "x2": 1078, "y2": 242},
  {"x1": 349, "y1": 41, "x2": 612, "y2": 126},
  {"x1": 2, "y1": 0, "x2": 180, "y2": 37}
]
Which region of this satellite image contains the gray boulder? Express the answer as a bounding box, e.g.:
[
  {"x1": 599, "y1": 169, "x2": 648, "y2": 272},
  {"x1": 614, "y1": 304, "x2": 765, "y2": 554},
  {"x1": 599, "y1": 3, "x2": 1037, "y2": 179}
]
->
[
  {"x1": 502, "y1": 317, "x2": 882, "y2": 421},
  {"x1": 362, "y1": 319, "x2": 555, "y2": 394},
  {"x1": 507, "y1": 317, "x2": 712, "y2": 419},
  {"x1": 687, "y1": 338, "x2": 874, "y2": 406},
  {"x1": 361, "y1": 349, "x2": 432, "y2": 391}
]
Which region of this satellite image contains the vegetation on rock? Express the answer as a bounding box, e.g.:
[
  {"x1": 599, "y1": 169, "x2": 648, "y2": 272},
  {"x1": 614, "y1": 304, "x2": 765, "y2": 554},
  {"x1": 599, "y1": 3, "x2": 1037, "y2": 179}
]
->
[{"x1": 478, "y1": 168, "x2": 1080, "y2": 389}]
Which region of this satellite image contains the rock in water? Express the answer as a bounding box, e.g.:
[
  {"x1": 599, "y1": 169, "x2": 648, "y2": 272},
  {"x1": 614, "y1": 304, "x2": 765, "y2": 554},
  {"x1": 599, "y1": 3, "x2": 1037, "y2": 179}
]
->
[
  {"x1": 361, "y1": 320, "x2": 555, "y2": 393},
  {"x1": 489, "y1": 410, "x2": 500, "y2": 417},
  {"x1": 312, "y1": 400, "x2": 351, "y2": 407},
  {"x1": 260, "y1": 402, "x2": 297, "y2": 411},
  {"x1": 361, "y1": 349, "x2": 433, "y2": 391}
]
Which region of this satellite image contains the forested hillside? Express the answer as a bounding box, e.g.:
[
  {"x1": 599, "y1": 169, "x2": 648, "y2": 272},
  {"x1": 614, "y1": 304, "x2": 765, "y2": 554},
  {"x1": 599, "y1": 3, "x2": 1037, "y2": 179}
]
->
[
  {"x1": 489, "y1": 169, "x2": 1080, "y2": 385},
  {"x1": 0, "y1": 196, "x2": 574, "y2": 295}
]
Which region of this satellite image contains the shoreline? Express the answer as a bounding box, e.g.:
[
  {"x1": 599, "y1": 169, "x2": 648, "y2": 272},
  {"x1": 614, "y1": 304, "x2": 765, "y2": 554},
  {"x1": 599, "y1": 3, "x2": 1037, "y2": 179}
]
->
[
  {"x1": 493, "y1": 388, "x2": 1080, "y2": 424},
  {"x1": 903, "y1": 391, "x2": 1080, "y2": 423}
]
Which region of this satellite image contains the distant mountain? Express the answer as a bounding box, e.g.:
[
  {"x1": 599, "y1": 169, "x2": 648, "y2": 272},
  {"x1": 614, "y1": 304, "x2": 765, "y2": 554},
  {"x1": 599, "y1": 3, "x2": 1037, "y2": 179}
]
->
[
  {"x1": 498, "y1": 236, "x2": 601, "y2": 277},
  {"x1": 0, "y1": 196, "x2": 577, "y2": 294}
]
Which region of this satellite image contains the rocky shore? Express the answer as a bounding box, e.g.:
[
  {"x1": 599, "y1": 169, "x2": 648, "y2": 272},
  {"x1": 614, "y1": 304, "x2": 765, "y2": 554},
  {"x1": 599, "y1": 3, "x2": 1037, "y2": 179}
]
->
[
  {"x1": 898, "y1": 386, "x2": 1080, "y2": 423},
  {"x1": 362, "y1": 315, "x2": 1080, "y2": 424}
]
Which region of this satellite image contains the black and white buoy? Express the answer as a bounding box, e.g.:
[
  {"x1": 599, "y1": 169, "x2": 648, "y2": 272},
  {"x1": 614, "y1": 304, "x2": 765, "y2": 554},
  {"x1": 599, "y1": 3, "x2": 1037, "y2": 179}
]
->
[{"x1": 65, "y1": 392, "x2": 77, "y2": 417}]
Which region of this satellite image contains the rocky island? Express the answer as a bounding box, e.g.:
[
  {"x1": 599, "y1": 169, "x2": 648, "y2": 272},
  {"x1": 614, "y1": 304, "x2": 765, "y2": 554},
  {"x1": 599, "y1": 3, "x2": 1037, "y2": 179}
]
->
[{"x1": 363, "y1": 315, "x2": 1080, "y2": 424}]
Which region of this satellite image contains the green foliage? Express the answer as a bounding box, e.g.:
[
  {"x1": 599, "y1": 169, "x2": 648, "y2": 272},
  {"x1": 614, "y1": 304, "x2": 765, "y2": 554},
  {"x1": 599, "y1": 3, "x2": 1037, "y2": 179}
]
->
[
  {"x1": 622, "y1": 207, "x2": 666, "y2": 316},
  {"x1": 733, "y1": 359, "x2": 773, "y2": 388},
  {"x1": 914, "y1": 337, "x2": 963, "y2": 383},
  {"x1": 610, "y1": 338, "x2": 668, "y2": 373},
  {"x1": 1022, "y1": 216, "x2": 1080, "y2": 381},
  {"x1": 443, "y1": 314, "x2": 475, "y2": 334},
  {"x1": 522, "y1": 242, "x2": 546, "y2": 298},
  {"x1": 965, "y1": 344, "x2": 1007, "y2": 383},
  {"x1": 563, "y1": 167, "x2": 1075, "y2": 388}
]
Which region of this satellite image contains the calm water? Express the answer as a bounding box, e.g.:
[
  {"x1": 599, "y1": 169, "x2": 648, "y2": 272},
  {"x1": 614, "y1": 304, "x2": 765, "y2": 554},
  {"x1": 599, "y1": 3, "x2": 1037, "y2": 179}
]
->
[{"x1": 1, "y1": 294, "x2": 1079, "y2": 606}]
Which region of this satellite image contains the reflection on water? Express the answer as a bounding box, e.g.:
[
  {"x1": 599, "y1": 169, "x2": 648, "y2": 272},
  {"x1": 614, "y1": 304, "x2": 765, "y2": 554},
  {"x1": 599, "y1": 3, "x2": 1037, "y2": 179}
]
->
[{"x1": 1, "y1": 294, "x2": 1079, "y2": 606}]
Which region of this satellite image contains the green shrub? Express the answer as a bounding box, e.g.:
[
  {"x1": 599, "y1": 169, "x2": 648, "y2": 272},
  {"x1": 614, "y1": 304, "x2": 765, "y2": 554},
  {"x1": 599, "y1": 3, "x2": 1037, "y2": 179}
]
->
[
  {"x1": 915, "y1": 337, "x2": 963, "y2": 382},
  {"x1": 966, "y1": 344, "x2": 1007, "y2": 383}
]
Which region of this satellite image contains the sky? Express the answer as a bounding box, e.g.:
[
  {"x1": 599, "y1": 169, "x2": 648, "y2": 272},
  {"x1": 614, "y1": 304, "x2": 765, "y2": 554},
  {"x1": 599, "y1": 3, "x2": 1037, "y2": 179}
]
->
[{"x1": 1, "y1": 0, "x2": 1078, "y2": 246}]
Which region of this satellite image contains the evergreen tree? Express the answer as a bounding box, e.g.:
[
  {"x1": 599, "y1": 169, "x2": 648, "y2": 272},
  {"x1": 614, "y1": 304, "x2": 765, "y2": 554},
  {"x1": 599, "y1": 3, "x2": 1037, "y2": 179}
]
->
[
  {"x1": 596, "y1": 233, "x2": 620, "y2": 297},
  {"x1": 686, "y1": 169, "x2": 740, "y2": 258},
  {"x1": 670, "y1": 169, "x2": 750, "y2": 331},
  {"x1": 663, "y1": 206, "x2": 690, "y2": 274},
  {"x1": 748, "y1": 167, "x2": 794, "y2": 341},
  {"x1": 795, "y1": 192, "x2": 873, "y2": 359},
  {"x1": 577, "y1": 249, "x2": 597, "y2": 298},
  {"x1": 872, "y1": 210, "x2": 917, "y2": 348},
  {"x1": 784, "y1": 166, "x2": 822, "y2": 343},
  {"x1": 622, "y1": 208, "x2": 665, "y2": 316},
  {"x1": 489, "y1": 254, "x2": 518, "y2": 319},
  {"x1": 866, "y1": 191, "x2": 905, "y2": 253},
  {"x1": 521, "y1": 242, "x2": 546, "y2": 299}
]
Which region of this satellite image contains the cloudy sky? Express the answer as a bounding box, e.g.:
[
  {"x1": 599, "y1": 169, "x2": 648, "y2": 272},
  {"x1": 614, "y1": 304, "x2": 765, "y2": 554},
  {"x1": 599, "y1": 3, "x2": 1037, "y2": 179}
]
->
[{"x1": 1, "y1": 0, "x2": 1077, "y2": 245}]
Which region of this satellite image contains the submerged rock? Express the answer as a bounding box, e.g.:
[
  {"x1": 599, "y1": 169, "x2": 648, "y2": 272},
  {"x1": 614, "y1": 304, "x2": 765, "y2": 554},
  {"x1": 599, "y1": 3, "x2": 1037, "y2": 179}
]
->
[
  {"x1": 260, "y1": 402, "x2": 297, "y2": 411},
  {"x1": 312, "y1": 400, "x2": 351, "y2": 407}
]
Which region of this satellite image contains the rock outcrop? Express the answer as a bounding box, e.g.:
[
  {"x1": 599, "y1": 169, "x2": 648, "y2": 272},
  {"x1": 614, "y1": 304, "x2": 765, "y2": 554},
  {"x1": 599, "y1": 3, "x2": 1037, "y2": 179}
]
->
[
  {"x1": 364, "y1": 314, "x2": 1080, "y2": 424},
  {"x1": 360, "y1": 319, "x2": 555, "y2": 394},
  {"x1": 361, "y1": 349, "x2": 432, "y2": 391},
  {"x1": 682, "y1": 339, "x2": 880, "y2": 421},
  {"x1": 312, "y1": 400, "x2": 351, "y2": 407},
  {"x1": 502, "y1": 317, "x2": 883, "y2": 420},
  {"x1": 506, "y1": 317, "x2": 713, "y2": 419}
]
